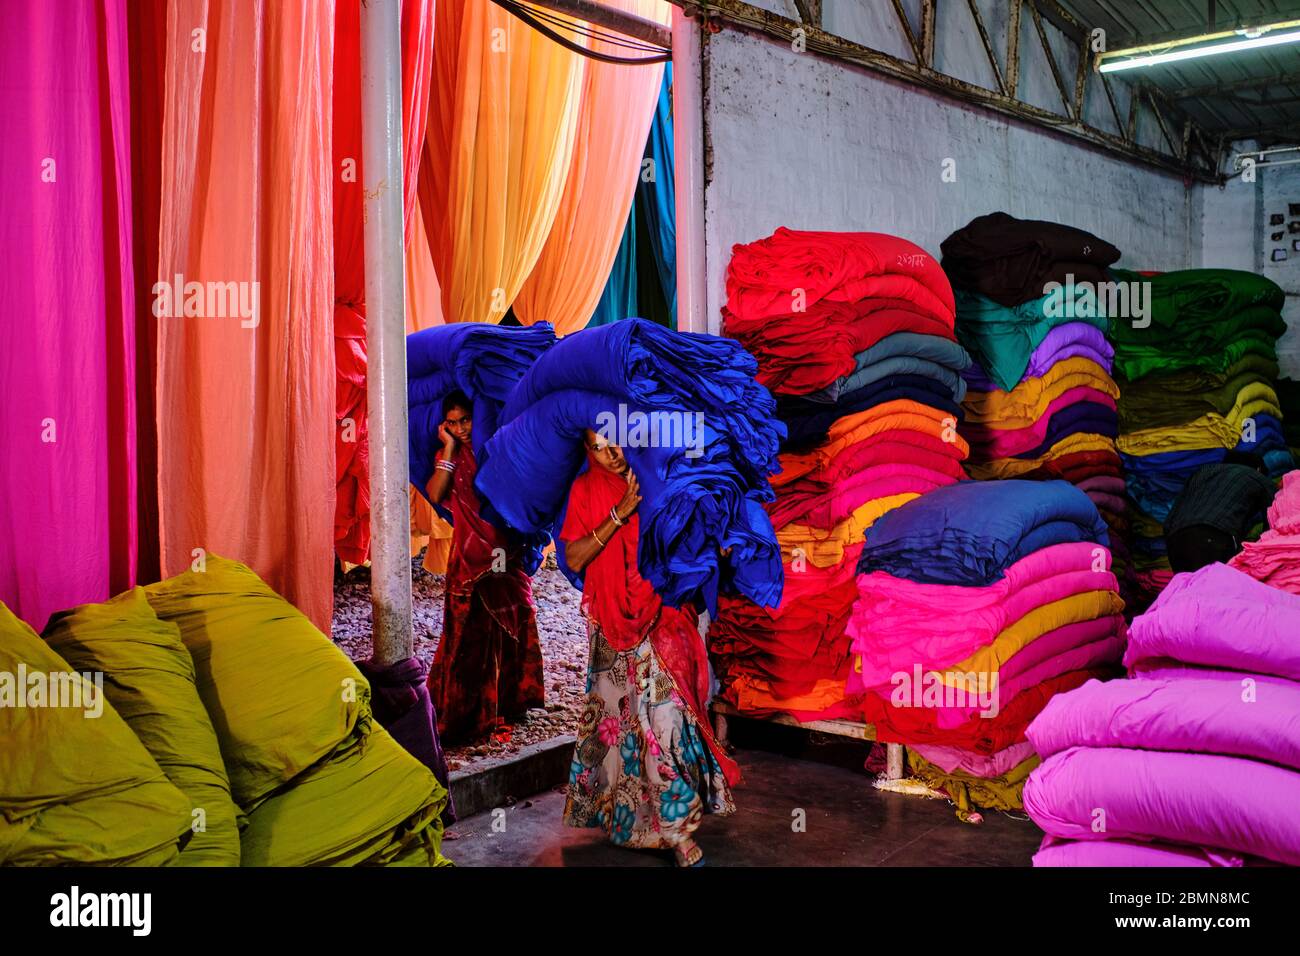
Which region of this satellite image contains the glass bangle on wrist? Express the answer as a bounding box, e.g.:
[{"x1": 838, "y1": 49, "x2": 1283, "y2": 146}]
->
[
  {"x1": 435, "y1": 459, "x2": 456, "y2": 473},
  {"x1": 609, "y1": 506, "x2": 625, "y2": 527}
]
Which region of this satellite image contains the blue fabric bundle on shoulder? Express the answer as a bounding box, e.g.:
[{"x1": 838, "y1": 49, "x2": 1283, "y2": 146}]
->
[
  {"x1": 407, "y1": 322, "x2": 557, "y2": 491},
  {"x1": 504, "y1": 318, "x2": 783, "y2": 488},
  {"x1": 407, "y1": 322, "x2": 557, "y2": 572},
  {"x1": 856, "y1": 479, "x2": 1110, "y2": 587},
  {"x1": 478, "y1": 319, "x2": 785, "y2": 612}
]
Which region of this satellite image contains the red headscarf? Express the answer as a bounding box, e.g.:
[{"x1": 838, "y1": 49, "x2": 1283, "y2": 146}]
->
[{"x1": 559, "y1": 454, "x2": 660, "y2": 651}]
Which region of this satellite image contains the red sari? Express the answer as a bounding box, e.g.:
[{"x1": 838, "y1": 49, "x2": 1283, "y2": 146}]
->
[{"x1": 426, "y1": 444, "x2": 544, "y2": 742}]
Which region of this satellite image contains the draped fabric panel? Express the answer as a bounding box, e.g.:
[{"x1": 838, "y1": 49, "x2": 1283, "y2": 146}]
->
[
  {"x1": 333, "y1": 0, "x2": 436, "y2": 567},
  {"x1": 155, "y1": 0, "x2": 336, "y2": 630},
  {"x1": 127, "y1": 0, "x2": 168, "y2": 584},
  {"x1": 420, "y1": 0, "x2": 586, "y2": 326},
  {"x1": 590, "y1": 204, "x2": 639, "y2": 328},
  {"x1": 513, "y1": 0, "x2": 671, "y2": 335},
  {"x1": 0, "y1": 0, "x2": 138, "y2": 629},
  {"x1": 639, "y1": 62, "x2": 677, "y2": 325}
]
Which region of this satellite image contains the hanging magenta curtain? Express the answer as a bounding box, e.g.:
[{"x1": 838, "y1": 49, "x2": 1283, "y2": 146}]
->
[
  {"x1": 155, "y1": 0, "x2": 336, "y2": 630},
  {"x1": 0, "y1": 0, "x2": 138, "y2": 630},
  {"x1": 333, "y1": 0, "x2": 436, "y2": 568},
  {"x1": 514, "y1": 0, "x2": 672, "y2": 335}
]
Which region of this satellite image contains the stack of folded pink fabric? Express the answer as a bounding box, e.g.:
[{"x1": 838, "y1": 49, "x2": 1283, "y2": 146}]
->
[
  {"x1": 1229, "y1": 470, "x2": 1300, "y2": 595},
  {"x1": 1025, "y1": 562, "x2": 1300, "y2": 866},
  {"x1": 846, "y1": 479, "x2": 1125, "y2": 820}
]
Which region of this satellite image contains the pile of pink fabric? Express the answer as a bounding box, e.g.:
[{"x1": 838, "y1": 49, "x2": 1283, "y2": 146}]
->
[
  {"x1": 1229, "y1": 470, "x2": 1300, "y2": 594},
  {"x1": 1024, "y1": 562, "x2": 1300, "y2": 866},
  {"x1": 846, "y1": 480, "x2": 1125, "y2": 819}
]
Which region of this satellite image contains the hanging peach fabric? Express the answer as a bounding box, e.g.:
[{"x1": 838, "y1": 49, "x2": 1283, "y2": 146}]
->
[
  {"x1": 513, "y1": 0, "x2": 672, "y2": 335},
  {"x1": 420, "y1": 0, "x2": 586, "y2": 325},
  {"x1": 155, "y1": 0, "x2": 336, "y2": 630},
  {"x1": 0, "y1": 0, "x2": 137, "y2": 629},
  {"x1": 404, "y1": 195, "x2": 454, "y2": 574}
]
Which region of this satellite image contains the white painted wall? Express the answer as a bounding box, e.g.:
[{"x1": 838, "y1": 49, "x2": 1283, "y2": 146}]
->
[
  {"x1": 702, "y1": 26, "x2": 1201, "y2": 334},
  {"x1": 1197, "y1": 147, "x2": 1300, "y2": 378},
  {"x1": 1258, "y1": 161, "x2": 1300, "y2": 378}
]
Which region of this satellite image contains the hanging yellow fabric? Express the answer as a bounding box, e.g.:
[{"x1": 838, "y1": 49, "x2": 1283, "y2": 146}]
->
[
  {"x1": 420, "y1": 0, "x2": 586, "y2": 326},
  {"x1": 513, "y1": 0, "x2": 673, "y2": 335}
]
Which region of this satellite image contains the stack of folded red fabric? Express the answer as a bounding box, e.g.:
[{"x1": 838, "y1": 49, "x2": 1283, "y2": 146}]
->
[
  {"x1": 940, "y1": 213, "x2": 1132, "y2": 603},
  {"x1": 709, "y1": 228, "x2": 971, "y2": 720}
]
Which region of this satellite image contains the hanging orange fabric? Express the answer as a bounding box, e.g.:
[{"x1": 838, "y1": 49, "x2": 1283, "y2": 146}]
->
[
  {"x1": 404, "y1": 206, "x2": 453, "y2": 573},
  {"x1": 513, "y1": 0, "x2": 672, "y2": 335},
  {"x1": 420, "y1": 0, "x2": 586, "y2": 325},
  {"x1": 155, "y1": 0, "x2": 336, "y2": 630}
]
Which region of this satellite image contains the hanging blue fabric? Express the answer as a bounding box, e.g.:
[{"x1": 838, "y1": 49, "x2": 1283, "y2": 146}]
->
[
  {"x1": 639, "y1": 62, "x2": 676, "y2": 326},
  {"x1": 589, "y1": 201, "x2": 639, "y2": 328}
]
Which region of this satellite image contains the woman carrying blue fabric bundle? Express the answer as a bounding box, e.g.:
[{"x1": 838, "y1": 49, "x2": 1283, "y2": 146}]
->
[
  {"x1": 425, "y1": 390, "x2": 545, "y2": 743},
  {"x1": 559, "y1": 429, "x2": 739, "y2": 867}
]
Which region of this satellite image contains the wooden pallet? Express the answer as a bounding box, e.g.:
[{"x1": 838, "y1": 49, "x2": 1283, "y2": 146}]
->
[{"x1": 709, "y1": 699, "x2": 905, "y2": 780}]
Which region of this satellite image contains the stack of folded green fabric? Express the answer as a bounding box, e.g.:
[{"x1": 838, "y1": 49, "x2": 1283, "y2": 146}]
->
[
  {"x1": 1, "y1": 601, "x2": 196, "y2": 866},
  {"x1": 2, "y1": 556, "x2": 452, "y2": 867},
  {"x1": 1109, "y1": 269, "x2": 1293, "y2": 609}
]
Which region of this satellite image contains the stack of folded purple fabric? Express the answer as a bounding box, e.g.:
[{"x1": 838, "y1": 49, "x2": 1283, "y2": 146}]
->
[{"x1": 1024, "y1": 562, "x2": 1300, "y2": 866}]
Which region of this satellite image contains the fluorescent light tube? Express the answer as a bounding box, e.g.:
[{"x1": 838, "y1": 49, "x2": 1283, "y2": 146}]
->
[{"x1": 1099, "y1": 28, "x2": 1300, "y2": 72}]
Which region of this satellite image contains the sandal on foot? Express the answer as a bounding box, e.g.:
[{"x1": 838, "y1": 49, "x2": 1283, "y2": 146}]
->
[{"x1": 674, "y1": 843, "x2": 706, "y2": 867}]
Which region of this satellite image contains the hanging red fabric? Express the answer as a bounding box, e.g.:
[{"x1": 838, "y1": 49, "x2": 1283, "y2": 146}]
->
[{"x1": 333, "y1": 0, "x2": 436, "y2": 566}]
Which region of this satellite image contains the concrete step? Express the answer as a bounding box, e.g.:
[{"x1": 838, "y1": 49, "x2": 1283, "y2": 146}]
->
[{"x1": 449, "y1": 734, "x2": 576, "y2": 820}]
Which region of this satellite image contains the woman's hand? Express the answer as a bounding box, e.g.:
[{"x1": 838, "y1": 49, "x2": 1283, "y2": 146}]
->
[
  {"x1": 437, "y1": 420, "x2": 457, "y2": 453},
  {"x1": 615, "y1": 471, "x2": 642, "y2": 521}
]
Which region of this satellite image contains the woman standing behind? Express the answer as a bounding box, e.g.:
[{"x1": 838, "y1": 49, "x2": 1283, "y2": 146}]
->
[
  {"x1": 425, "y1": 390, "x2": 545, "y2": 742},
  {"x1": 560, "y1": 429, "x2": 739, "y2": 867}
]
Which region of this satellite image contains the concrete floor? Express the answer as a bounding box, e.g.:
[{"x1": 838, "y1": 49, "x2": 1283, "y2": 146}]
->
[{"x1": 443, "y1": 745, "x2": 1044, "y2": 867}]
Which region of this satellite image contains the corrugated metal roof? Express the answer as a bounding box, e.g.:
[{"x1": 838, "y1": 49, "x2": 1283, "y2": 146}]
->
[{"x1": 1057, "y1": 0, "x2": 1300, "y2": 143}]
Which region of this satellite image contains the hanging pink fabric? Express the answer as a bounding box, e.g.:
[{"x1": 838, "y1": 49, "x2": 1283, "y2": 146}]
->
[
  {"x1": 155, "y1": 0, "x2": 336, "y2": 631},
  {"x1": 333, "y1": 0, "x2": 436, "y2": 566},
  {"x1": 0, "y1": 0, "x2": 137, "y2": 629}
]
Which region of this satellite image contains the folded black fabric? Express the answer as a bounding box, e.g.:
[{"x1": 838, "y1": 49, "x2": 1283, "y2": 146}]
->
[
  {"x1": 940, "y1": 212, "x2": 1120, "y2": 306},
  {"x1": 1012, "y1": 402, "x2": 1119, "y2": 460},
  {"x1": 776, "y1": 374, "x2": 963, "y2": 452}
]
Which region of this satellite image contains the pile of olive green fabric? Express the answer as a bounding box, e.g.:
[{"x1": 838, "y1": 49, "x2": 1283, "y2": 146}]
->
[
  {"x1": 1107, "y1": 268, "x2": 1287, "y2": 382},
  {"x1": 2, "y1": 556, "x2": 450, "y2": 867}
]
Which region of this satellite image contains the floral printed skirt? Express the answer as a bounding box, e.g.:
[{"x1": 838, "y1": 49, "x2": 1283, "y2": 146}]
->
[{"x1": 562, "y1": 619, "x2": 735, "y2": 849}]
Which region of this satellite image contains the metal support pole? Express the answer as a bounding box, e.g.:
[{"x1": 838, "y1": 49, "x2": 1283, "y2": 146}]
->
[
  {"x1": 360, "y1": 0, "x2": 414, "y2": 666},
  {"x1": 672, "y1": 7, "x2": 709, "y2": 334},
  {"x1": 886, "y1": 743, "x2": 905, "y2": 780}
]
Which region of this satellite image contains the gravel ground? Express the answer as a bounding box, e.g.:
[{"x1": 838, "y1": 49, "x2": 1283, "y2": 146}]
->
[{"x1": 332, "y1": 552, "x2": 588, "y2": 773}]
